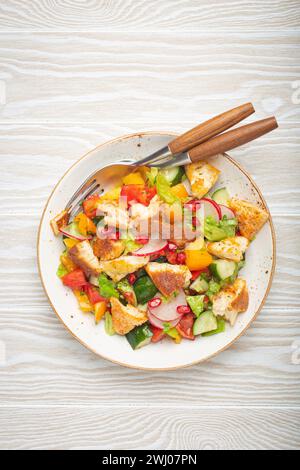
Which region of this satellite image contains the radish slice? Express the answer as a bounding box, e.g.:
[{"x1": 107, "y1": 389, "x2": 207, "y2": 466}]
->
[
  {"x1": 148, "y1": 311, "x2": 181, "y2": 330},
  {"x1": 134, "y1": 240, "x2": 168, "y2": 256},
  {"x1": 149, "y1": 290, "x2": 187, "y2": 322},
  {"x1": 200, "y1": 198, "x2": 221, "y2": 221},
  {"x1": 59, "y1": 222, "x2": 92, "y2": 241},
  {"x1": 219, "y1": 204, "x2": 235, "y2": 219}
]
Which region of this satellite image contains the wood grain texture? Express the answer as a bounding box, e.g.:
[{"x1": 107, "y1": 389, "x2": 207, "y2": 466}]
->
[
  {"x1": 0, "y1": 0, "x2": 299, "y2": 31},
  {"x1": 0, "y1": 32, "x2": 299, "y2": 122},
  {"x1": 0, "y1": 407, "x2": 299, "y2": 450},
  {"x1": 0, "y1": 0, "x2": 299, "y2": 450}
]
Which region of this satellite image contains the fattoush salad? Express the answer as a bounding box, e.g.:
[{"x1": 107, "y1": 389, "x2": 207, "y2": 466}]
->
[{"x1": 51, "y1": 161, "x2": 269, "y2": 350}]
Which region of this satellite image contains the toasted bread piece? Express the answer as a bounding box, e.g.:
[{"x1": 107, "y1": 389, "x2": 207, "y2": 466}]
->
[
  {"x1": 212, "y1": 278, "x2": 249, "y2": 325},
  {"x1": 93, "y1": 238, "x2": 125, "y2": 261},
  {"x1": 50, "y1": 210, "x2": 69, "y2": 236},
  {"x1": 229, "y1": 198, "x2": 269, "y2": 240},
  {"x1": 99, "y1": 255, "x2": 149, "y2": 283},
  {"x1": 68, "y1": 240, "x2": 101, "y2": 277},
  {"x1": 146, "y1": 262, "x2": 192, "y2": 297},
  {"x1": 110, "y1": 297, "x2": 147, "y2": 335},
  {"x1": 207, "y1": 236, "x2": 249, "y2": 262},
  {"x1": 185, "y1": 161, "x2": 220, "y2": 199}
]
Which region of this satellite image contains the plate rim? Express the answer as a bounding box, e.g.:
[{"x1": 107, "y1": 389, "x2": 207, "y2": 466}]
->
[{"x1": 37, "y1": 131, "x2": 276, "y2": 371}]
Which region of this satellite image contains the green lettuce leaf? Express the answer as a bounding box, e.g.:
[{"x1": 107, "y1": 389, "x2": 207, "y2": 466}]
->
[
  {"x1": 56, "y1": 263, "x2": 68, "y2": 278},
  {"x1": 98, "y1": 273, "x2": 119, "y2": 299},
  {"x1": 155, "y1": 172, "x2": 180, "y2": 205},
  {"x1": 204, "y1": 215, "x2": 238, "y2": 241}
]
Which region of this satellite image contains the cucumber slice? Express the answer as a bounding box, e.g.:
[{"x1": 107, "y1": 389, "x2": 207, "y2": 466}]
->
[
  {"x1": 193, "y1": 311, "x2": 217, "y2": 336},
  {"x1": 202, "y1": 317, "x2": 226, "y2": 336},
  {"x1": 212, "y1": 187, "x2": 230, "y2": 206},
  {"x1": 161, "y1": 167, "x2": 184, "y2": 186},
  {"x1": 190, "y1": 276, "x2": 209, "y2": 294},
  {"x1": 210, "y1": 259, "x2": 237, "y2": 281},
  {"x1": 126, "y1": 323, "x2": 153, "y2": 350},
  {"x1": 133, "y1": 275, "x2": 158, "y2": 304}
]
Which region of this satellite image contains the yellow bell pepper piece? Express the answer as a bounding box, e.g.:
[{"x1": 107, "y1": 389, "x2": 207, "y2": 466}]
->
[
  {"x1": 122, "y1": 171, "x2": 145, "y2": 185},
  {"x1": 60, "y1": 252, "x2": 77, "y2": 272},
  {"x1": 63, "y1": 238, "x2": 80, "y2": 250},
  {"x1": 73, "y1": 290, "x2": 93, "y2": 313},
  {"x1": 99, "y1": 186, "x2": 121, "y2": 202},
  {"x1": 138, "y1": 166, "x2": 150, "y2": 181},
  {"x1": 94, "y1": 301, "x2": 107, "y2": 324},
  {"x1": 185, "y1": 248, "x2": 213, "y2": 271},
  {"x1": 170, "y1": 183, "x2": 188, "y2": 200},
  {"x1": 74, "y1": 212, "x2": 96, "y2": 236},
  {"x1": 166, "y1": 327, "x2": 182, "y2": 344}
]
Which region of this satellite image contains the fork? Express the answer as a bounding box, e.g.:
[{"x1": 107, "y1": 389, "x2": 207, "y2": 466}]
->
[{"x1": 65, "y1": 104, "x2": 277, "y2": 218}]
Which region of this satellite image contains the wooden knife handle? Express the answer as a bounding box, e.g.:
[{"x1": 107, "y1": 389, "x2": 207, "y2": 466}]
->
[
  {"x1": 168, "y1": 102, "x2": 255, "y2": 155},
  {"x1": 188, "y1": 116, "x2": 278, "y2": 162}
]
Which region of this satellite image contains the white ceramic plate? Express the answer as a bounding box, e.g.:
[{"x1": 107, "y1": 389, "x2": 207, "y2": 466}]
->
[{"x1": 38, "y1": 132, "x2": 275, "y2": 370}]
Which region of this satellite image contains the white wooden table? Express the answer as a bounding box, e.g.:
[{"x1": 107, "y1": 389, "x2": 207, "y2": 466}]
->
[{"x1": 0, "y1": 1, "x2": 299, "y2": 450}]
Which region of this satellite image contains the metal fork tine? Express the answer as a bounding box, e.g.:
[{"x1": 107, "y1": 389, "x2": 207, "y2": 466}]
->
[
  {"x1": 66, "y1": 179, "x2": 98, "y2": 209},
  {"x1": 66, "y1": 177, "x2": 97, "y2": 209},
  {"x1": 68, "y1": 182, "x2": 101, "y2": 219}
]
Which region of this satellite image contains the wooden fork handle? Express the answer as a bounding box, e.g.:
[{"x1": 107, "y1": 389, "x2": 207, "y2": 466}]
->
[
  {"x1": 168, "y1": 102, "x2": 255, "y2": 155},
  {"x1": 188, "y1": 116, "x2": 278, "y2": 162}
]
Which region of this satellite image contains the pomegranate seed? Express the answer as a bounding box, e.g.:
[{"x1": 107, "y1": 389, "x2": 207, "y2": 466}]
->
[
  {"x1": 167, "y1": 242, "x2": 177, "y2": 252},
  {"x1": 166, "y1": 252, "x2": 178, "y2": 264},
  {"x1": 148, "y1": 297, "x2": 162, "y2": 308},
  {"x1": 177, "y1": 305, "x2": 191, "y2": 314},
  {"x1": 176, "y1": 252, "x2": 186, "y2": 264},
  {"x1": 128, "y1": 273, "x2": 136, "y2": 285}
]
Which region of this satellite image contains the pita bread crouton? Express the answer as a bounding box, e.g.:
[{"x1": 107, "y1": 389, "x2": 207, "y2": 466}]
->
[
  {"x1": 146, "y1": 262, "x2": 192, "y2": 297},
  {"x1": 229, "y1": 198, "x2": 269, "y2": 240},
  {"x1": 207, "y1": 236, "x2": 249, "y2": 262},
  {"x1": 68, "y1": 240, "x2": 101, "y2": 277},
  {"x1": 185, "y1": 161, "x2": 220, "y2": 198},
  {"x1": 110, "y1": 297, "x2": 147, "y2": 335},
  {"x1": 50, "y1": 210, "x2": 69, "y2": 236},
  {"x1": 99, "y1": 255, "x2": 149, "y2": 283},
  {"x1": 212, "y1": 278, "x2": 249, "y2": 325},
  {"x1": 93, "y1": 238, "x2": 125, "y2": 261}
]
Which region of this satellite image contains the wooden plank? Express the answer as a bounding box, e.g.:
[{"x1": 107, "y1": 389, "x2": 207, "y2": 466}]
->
[
  {"x1": 0, "y1": 32, "x2": 299, "y2": 123},
  {"x1": 0, "y1": 0, "x2": 299, "y2": 31},
  {"x1": 0, "y1": 407, "x2": 299, "y2": 450}
]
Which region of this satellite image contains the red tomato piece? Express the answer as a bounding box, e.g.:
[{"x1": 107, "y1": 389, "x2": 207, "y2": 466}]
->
[
  {"x1": 166, "y1": 251, "x2": 178, "y2": 264},
  {"x1": 83, "y1": 194, "x2": 101, "y2": 219},
  {"x1": 191, "y1": 267, "x2": 210, "y2": 281},
  {"x1": 84, "y1": 284, "x2": 106, "y2": 305},
  {"x1": 150, "y1": 325, "x2": 166, "y2": 343},
  {"x1": 176, "y1": 252, "x2": 186, "y2": 265},
  {"x1": 121, "y1": 185, "x2": 156, "y2": 207},
  {"x1": 176, "y1": 313, "x2": 195, "y2": 340},
  {"x1": 62, "y1": 268, "x2": 88, "y2": 290}
]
